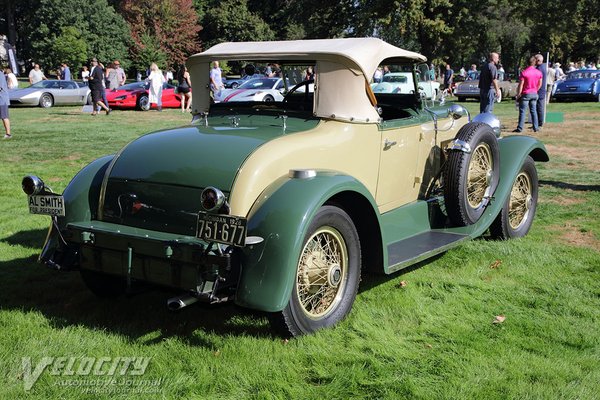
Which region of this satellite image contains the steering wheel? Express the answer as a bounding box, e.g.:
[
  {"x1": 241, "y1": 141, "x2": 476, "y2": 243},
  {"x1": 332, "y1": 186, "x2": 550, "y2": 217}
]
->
[{"x1": 283, "y1": 79, "x2": 314, "y2": 103}]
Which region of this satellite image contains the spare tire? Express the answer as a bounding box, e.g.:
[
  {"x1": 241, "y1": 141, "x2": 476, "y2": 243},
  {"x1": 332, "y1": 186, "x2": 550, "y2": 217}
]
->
[{"x1": 444, "y1": 122, "x2": 500, "y2": 226}]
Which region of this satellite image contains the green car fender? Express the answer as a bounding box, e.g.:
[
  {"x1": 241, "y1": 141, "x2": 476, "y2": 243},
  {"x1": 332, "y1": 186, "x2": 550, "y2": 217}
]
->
[
  {"x1": 449, "y1": 135, "x2": 549, "y2": 238},
  {"x1": 40, "y1": 155, "x2": 114, "y2": 262},
  {"x1": 235, "y1": 171, "x2": 380, "y2": 312}
]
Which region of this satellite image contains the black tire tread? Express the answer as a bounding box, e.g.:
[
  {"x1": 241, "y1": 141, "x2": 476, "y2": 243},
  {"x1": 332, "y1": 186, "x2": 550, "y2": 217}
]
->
[{"x1": 444, "y1": 122, "x2": 494, "y2": 226}]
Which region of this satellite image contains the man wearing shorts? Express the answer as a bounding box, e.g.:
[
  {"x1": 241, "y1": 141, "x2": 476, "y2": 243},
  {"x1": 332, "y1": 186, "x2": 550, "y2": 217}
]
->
[
  {"x1": 88, "y1": 58, "x2": 110, "y2": 115},
  {"x1": 0, "y1": 71, "x2": 11, "y2": 139}
]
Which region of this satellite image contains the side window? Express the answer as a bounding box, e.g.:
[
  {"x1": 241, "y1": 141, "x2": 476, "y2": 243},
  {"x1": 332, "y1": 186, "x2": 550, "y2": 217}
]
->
[{"x1": 370, "y1": 62, "x2": 419, "y2": 121}]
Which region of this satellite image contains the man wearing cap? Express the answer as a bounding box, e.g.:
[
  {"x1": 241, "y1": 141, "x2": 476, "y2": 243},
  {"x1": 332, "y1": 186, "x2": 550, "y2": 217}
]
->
[
  {"x1": 88, "y1": 58, "x2": 111, "y2": 115},
  {"x1": 114, "y1": 60, "x2": 126, "y2": 86}
]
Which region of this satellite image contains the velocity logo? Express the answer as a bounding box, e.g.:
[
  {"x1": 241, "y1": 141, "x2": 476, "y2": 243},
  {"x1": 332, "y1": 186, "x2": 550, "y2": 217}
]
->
[{"x1": 21, "y1": 356, "x2": 151, "y2": 391}]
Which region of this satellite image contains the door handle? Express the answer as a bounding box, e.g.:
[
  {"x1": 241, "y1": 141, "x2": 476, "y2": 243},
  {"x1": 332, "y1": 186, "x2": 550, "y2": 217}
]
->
[{"x1": 384, "y1": 139, "x2": 397, "y2": 149}]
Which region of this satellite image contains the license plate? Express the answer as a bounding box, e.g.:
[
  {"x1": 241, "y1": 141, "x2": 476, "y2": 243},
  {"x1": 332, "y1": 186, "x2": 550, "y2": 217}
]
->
[
  {"x1": 28, "y1": 195, "x2": 65, "y2": 216},
  {"x1": 196, "y1": 212, "x2": 247, "y2": 247}
]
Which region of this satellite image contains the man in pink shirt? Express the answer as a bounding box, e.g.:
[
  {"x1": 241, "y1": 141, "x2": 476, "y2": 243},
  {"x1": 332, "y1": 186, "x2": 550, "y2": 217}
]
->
[{"x1": 513, "y1": 56, "x2": 543, "y2": 132}]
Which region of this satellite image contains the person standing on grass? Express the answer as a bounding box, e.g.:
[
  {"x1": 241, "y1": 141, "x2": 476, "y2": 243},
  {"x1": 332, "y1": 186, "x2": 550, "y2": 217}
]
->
[
  {"x1": 478, "y1": 52, "x2": 501, "y2": 113},
  {"x1": 5, "y1": 67, "x2": 18, "y2": 89},
  {"x1": 114, "y1": 60, "x2": 126, "y2": 86},
  {"x1": 60, "y1": 63, "x2": 71, "y2": 81},
  {"x1": 210, "y1": 61, "x2": 224, "y2": 98},
  {"x1": 147, "y1": 63, "x2": 165, "y2": 111},
  {"x1": 535, "y1": 54, "x2": 548, "y2": 128},
  {"x1": 0, "y1": 71, "x2": 12, "y2": 139},
  {"x1": 513, "y1": 56, "x2": 543, "y2": 133},
  {"x1": 29, "y1": 64, "x2": 47, "y2": 84},
  {"x1": 443, "y1": 63, "x2": 454, "y2": 95},
  {"x1": 88, "y1": 58, "x2": 111, "y2": 115},
  {"x1": 177, "y1": 65, "x2": 192, "y2": 113}
]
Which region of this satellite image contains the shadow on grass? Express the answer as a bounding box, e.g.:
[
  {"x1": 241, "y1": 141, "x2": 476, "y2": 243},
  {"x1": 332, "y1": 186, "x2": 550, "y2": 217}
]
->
[
  {"x1": 540, "y1": 180, "x2": 600, "y2": 192},
  {"x1": 0, "y1": 256, "x2": 277, "y2": 346},
  {"x1": 1, "y1": 228, "x2": 48, "y2": 249},
  {"x1": 360, "y1": 253, "x2": 444, "y2": 293},
  {"x1": 1, "y1": 230, "x2": 440, "y2": 343}
]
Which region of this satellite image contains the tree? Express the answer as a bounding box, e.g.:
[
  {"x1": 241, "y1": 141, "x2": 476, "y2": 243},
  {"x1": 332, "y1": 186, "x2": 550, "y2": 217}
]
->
[
  {"x1": 201, "y1": 0, "x2": 274, "y2": 48},
  {"x1": 52, "y1": 27, "x2": 88, "y2": 70},
  {"x1": 12, "y1": 0, "x2": 130, "y2": 73},
  {"x1": 118, "y1": 0, "x2": 202, "y2": 69}
]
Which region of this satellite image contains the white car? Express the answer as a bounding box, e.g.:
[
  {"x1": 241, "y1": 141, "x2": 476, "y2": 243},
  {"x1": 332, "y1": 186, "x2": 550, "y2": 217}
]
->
[
  {"x1": 214, "y1": 77, "x2": 288, "y2": 103},
  {"x1": 371, "y1": 72, "x2": 440, "y2": 99}
]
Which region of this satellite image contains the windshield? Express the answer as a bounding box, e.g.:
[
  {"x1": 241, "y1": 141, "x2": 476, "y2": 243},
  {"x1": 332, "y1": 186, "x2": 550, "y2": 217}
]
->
[
  {"x1": 29, "y1": 80, "x2": 60, "y2": 89},
  {"x1": 117, "y1": 82, "x2": 149, "y2": 91},
  {"x1": 383, "y1": 74, "x2": 408, "y2": 83},
  {"x1": 567, "y1": 71, "x2": 600, "y2": 80},
  {"x1": 238, "y1": 78, "x2": 280, "y2": 90}
]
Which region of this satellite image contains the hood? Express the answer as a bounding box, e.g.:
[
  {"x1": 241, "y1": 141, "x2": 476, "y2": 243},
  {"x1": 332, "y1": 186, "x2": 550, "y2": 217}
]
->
[
  {"x1": 9, "y1": 88, "x2": 41, "y2": 98},
  {"x1": 557, "y1": 78, "x2": 596, "y2": 88}
]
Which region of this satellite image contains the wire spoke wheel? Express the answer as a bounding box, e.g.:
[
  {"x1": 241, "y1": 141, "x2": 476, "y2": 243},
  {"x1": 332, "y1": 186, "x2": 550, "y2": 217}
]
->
[
  {"x1": 296, "y1": 226, "x2": 348, "y2": 319},
  {"x1": 466, "y1": 143, "x2": 493, "y2": 208},
  {"x1": 508, "y1": 172, "x2": 532, "y2": 230},
  {"x1": 490, "y1": 156, "x2": 539, "y2": 240}
]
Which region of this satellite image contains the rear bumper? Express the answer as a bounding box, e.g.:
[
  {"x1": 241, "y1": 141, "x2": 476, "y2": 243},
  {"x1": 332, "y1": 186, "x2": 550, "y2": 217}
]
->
[{"x1": 47, "y1": 220, "x2": 239, "y2": 300}]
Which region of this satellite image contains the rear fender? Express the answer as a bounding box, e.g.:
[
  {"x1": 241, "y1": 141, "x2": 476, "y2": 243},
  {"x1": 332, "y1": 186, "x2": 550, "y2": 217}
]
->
[
  {"x1": 40, "y1": 156, "x2": 114, "y2": 264},
  {"x1": 448, "y1": 135, "x2": 549, "y2": 237},
  {"x1": 236, "y1": 171, "x2": 380, "y2": 312}
]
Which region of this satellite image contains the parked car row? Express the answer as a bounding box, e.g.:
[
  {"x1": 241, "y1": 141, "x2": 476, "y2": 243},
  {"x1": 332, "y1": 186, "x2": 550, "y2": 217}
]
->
[
  {"x1": 9, "y1": 80, "x2": 188, "y2": 110},
  {"x1": 454, "y1": 71, "x2": 518, "y2": 102}
]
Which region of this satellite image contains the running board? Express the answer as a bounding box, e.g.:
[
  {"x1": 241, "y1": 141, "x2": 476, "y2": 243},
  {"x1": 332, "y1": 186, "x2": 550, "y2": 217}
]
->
[{"x1": 386, "y1": 231, "x2": 469, "y2": 273}]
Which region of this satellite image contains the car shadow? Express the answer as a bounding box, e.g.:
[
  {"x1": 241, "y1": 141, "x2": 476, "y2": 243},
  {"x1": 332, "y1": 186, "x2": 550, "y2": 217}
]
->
[
  {"x1": 0, "y1": 254, "x2": 277, "y2": 347},
  {"x1": 1, "y1": 228, "x2": 48, "y2": 249},
  {"x1": 539, "y1": 180, "x2": 600, "y2": 192},
  {"x1": 359, "y1": 253, "x2": 445, "y2": 293}
]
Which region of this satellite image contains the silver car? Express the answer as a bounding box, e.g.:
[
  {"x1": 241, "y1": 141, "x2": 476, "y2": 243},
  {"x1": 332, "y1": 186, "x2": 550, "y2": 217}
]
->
[{"x1": 9, "y1": 80, "x2": 91, "y2": 108}]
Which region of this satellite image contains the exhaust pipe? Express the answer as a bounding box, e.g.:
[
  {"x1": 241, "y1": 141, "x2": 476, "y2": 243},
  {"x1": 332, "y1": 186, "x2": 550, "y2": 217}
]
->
[{"x1": 167, "y1": 293, "x2": 199, "y2": 311}]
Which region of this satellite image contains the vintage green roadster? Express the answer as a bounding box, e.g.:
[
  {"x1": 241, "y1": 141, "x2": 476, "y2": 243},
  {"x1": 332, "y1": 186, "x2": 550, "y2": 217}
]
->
[{"x1": 23, "y1": 38, "x2": 548, "y2": 336}]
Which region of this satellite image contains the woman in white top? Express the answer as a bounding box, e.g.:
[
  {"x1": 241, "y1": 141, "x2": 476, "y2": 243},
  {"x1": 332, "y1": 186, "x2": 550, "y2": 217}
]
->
[
  {"x1": 81, "y1": 66, "x2": 90, "y2": 84},
  {"x1": 147, "y1": 63, "x2": 165, "y2": 111},
  {"x1": 4, "y1": 68, "x2": 18, "y2": 89}
]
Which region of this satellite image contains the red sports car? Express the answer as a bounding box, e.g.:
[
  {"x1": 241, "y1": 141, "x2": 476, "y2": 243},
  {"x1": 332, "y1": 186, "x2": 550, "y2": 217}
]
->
[{"x1": 106, "y1": 82, "x2": 184, "y2": 110}]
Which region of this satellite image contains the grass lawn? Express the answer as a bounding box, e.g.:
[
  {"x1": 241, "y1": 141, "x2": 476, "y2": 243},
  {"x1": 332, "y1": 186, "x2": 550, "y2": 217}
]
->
[{"x1": 0, "y1": 101, "x2": 599, "y2": 399}]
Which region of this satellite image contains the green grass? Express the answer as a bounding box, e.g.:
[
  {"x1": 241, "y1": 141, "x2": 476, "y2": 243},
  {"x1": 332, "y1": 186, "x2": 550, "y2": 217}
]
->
[{"x1": 1, "y1": 103, "x2": 599, "y2": 399}]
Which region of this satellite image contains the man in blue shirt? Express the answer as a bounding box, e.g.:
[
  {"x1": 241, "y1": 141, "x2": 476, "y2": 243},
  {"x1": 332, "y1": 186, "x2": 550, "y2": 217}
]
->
[
  {"x1": 60, "y1": 63, "x2": 71, "y2": 81},
  {"x1": 535, "y1": 54, "x2": 547, "y2": 128},
  {"x1": 478, "y1": 52, "x2": 501, "y2": 113},
  {"x1": 0, "y1": 72, "x2": 12, "y2": 139}
]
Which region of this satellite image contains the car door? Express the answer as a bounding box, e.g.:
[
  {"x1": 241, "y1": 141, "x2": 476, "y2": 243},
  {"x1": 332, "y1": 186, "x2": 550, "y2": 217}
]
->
[
  {"x1": 376, "y1": 114, "x2": 437, "y2": 213},
  {"x1": 57, "y1": 81, "x2": 81, "y2": 104}
]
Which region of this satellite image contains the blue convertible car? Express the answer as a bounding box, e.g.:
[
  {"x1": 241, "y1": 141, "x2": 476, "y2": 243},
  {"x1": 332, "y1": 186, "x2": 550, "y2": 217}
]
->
[{"x1": 553, "y1": 69, "x2": 600, "y2": 102}]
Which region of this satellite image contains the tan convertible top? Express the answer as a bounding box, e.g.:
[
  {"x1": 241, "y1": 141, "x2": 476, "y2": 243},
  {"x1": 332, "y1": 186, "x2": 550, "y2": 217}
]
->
[
  {"x1": 188, "y1": 38, "x2": 427, "y2": 123},
  {"x1": 190, "y1": 38, "x2": 426, "y2": 79}
]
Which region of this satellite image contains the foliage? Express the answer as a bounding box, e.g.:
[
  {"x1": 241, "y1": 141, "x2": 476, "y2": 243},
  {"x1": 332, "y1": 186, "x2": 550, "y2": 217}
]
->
[
  {"x1": 14, "y1": 0, "x2": 130, "y2": 72},
  {"x1": 51, "y1": 27, "x2": 88, "y2": 72},
  {"x1": 201, "y1": 0, "x2": 274, "y2": 48},
  {"x1": 6, "y1": 0, "x2": 599, "y2": 76},
  {"x1": 118, "y1": 0, "x2": 202, "y2": 69}
]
